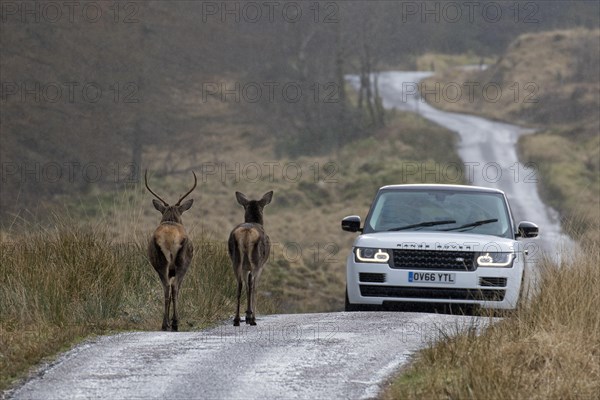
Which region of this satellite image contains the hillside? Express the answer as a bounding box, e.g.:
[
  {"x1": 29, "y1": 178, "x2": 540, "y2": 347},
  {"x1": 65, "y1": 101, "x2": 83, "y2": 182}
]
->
[
  {"x1": 0, "y1": 2, "x2": 471, "y2": 314},
  {"x1": 3, "y1": 2, "x2": 599, "y2": 223},
  {"x1": 52, "y1": 103, "x2": 464, "y2": 314},
  {"x1": 422, "y1": 29, "x2": 600, "y2": 244},
  {"x1": 1, "y1": 80, "x2": 465, "y2": 391},
  {"x1": 3, "y1": 3, "x2": 600, "y2": 395}
]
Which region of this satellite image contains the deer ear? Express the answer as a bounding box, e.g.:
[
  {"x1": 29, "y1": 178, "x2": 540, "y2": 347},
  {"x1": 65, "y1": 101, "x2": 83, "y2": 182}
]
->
[
  {"x1": 179, "y1": 199, "x2": 193, "y2": 212},
  {"x1": 152, "y1": 199, "x2": 166, "y2": 213},
  {"x1": 235, "y1": 192, "x2": 249, "y2": 206},
  {"x1": 259, "y1": 191, "x2": 273, "y2": 206}
]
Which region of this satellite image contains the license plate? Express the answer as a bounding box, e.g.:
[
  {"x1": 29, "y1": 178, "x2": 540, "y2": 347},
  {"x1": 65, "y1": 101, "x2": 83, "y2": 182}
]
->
[{"x1": 408, "y1": 271, "x2": 456, "y2": 284}]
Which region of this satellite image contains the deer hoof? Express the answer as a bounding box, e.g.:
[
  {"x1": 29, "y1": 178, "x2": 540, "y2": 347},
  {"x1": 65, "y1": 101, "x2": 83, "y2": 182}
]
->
[{"x1": 233, "y1": 317, "x2": 241, "y2": 326}]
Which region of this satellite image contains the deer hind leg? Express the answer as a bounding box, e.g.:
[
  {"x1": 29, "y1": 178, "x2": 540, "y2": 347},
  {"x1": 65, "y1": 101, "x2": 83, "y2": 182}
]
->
[
  {"x1": 171, "y1": 267, "x2": 187, "y2": 332},
  {"x1": 244, "y1": 270, "x2": 252, "y2": 324},
  {"x1": 246, "y1": 245, "x2": 262, "y2": 325},
  {"x1": 170, "y1": 280, "x2": 179, "y2": 332},
  {"x1": 234, "y1": 272, "x2": 243, "y2": 326},
  {"x1": 251, "y1": 267, "x2": 263, "y2": 322},
  {"x1": 246, "y1": 271, "x2": 257, "y2": 326},
  {"x1": 161, "y1": 278, "x2": 171, "y2": 331}
]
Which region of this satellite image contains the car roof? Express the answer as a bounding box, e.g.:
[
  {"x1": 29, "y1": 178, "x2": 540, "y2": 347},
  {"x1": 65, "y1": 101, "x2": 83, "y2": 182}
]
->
[{"x1": 378, "y1": 184, "x2": 505, "y2": 194}]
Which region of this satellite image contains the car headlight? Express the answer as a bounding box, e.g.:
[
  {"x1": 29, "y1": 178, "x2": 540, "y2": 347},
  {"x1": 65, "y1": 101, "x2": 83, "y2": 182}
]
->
[
  {"x1": 476, "y1": 252, "x2": 514, "y2": 267},
  {"x1": 355, "y1": 248, "x2": 390, "y2": 263}
]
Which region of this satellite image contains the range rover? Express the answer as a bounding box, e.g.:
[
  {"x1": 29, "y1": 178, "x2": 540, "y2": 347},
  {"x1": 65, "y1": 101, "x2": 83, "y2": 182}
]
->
[{"x1": 342, "y1": 184, "x2": 539, "y2": 311}]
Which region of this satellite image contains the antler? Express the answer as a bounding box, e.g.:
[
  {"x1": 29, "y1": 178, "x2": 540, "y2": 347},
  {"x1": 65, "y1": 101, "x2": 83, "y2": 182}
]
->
[
  {"x1": 176, "y1": 171, "x2": 197, "y2": 205},
  {"x1": 144, "y1": 170, "x2": 169, "y2": 206}
]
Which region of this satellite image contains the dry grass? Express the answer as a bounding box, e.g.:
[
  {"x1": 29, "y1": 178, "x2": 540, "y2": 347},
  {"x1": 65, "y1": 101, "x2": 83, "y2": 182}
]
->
[
  {"x1": 519, "y1": 133, "x2": 600, "y2": 245},
  {"x1": 382, "y1": 240, "x2": 600, "y2": 400},
  {"x1": 0, "y1": 108, "x2": 464, "y2": 391},
  {"x1": 421, "y1": 29, "x2": 600, "y2": 123},
  {"x1": 48, "y1": 109, "x2": 464, "y2": 314},
  {"x1": 415, "y1": 52, "x2": 495, "y2": 72},
  {"x1": 382, "y1": 52, "x2": 598, "y2": 395},
  {"x1": 420, "y1": 28, "x2": 600, "y2": 246},
  {"x1": 0, "y1": 216, "x2": 264, "y2": 391}
]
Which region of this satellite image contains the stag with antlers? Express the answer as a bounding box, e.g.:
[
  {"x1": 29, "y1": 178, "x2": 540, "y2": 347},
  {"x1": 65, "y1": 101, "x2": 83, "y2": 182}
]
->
[
  {"x1": 228, "y1": 191, "x2": 273, "y2": 326},
  {"x1": 145, "y1": 170, "x2": 197, "y2": 331}
]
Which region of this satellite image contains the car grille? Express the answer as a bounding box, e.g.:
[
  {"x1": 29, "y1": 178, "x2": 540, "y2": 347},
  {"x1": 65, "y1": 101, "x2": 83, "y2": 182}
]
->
[
  {"x1": 359, "y1": 273, "x2": 386, "y2": 283},
  {"x1": 392, "y1": 249, "x2": 476, "y2": 271},
  {"x1": 359, "y1": 285, "x2": 505, "y2": 301},
  {"x1": 479, "y1": 277, "x2": 507, "y2": 287}
]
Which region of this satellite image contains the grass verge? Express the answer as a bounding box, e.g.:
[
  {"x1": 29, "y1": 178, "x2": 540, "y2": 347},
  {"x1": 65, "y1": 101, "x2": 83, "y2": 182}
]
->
[
  {"x1": 382, "y1": 240, "x2": 600, "y2": 399},
  {"x1": 0, "y1": 217, "x2": 269, "y2": 392}
]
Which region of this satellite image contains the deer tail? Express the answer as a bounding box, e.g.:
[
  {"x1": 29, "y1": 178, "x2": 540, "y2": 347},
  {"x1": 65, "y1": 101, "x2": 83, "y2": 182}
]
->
[
  {"x1": 167, "y1": 253, "x2": 176, "y2": 284},
  {"x1": 234, "y1": 227, "x2": 258, "y2": 271},
  {"x1": 236, "y1": 233, "x2": 249, "y2": 271}
]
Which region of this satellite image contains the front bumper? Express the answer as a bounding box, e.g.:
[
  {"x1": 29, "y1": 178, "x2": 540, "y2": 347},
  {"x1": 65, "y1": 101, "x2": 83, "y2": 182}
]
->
[{"x1": 346, "y1": 254, "x2": 524, "y2": 310}]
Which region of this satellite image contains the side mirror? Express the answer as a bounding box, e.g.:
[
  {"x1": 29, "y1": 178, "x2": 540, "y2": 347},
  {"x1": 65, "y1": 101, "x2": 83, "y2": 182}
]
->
[
  {"x1": 517, "y1": 221, "x2": 539, "y2": 238},
  {"x1": 342, "y1": 215, "x2": 362, "y2": 233}
]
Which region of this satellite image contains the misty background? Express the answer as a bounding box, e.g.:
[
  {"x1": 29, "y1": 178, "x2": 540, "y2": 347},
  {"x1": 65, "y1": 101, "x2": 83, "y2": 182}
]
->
[{"x1": 1, "y1": 0, "x2": 598, "y2": 222}]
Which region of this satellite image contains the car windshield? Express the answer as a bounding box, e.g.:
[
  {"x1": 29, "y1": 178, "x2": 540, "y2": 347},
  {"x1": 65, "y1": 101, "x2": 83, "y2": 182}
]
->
[{"x1": 364, "y1": 189, "x2": 512, "y2": 238}]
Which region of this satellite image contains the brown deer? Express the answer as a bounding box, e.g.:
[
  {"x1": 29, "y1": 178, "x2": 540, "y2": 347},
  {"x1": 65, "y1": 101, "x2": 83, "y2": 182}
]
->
[
  {"x1": 228, "y1": 191, "x2": 273, "y2": 326},
  {"x1": 145, "y1": 170, "x2": 197, "y2": 331}
]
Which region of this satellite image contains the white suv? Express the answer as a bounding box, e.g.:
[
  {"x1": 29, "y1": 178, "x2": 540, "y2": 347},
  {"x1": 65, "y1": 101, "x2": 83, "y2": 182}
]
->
[{"x1": 342, "y1": 184, "x2": 539, "y2": 311}]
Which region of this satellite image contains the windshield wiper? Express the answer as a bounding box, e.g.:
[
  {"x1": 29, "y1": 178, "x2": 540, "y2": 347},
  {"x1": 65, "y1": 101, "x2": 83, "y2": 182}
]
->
[
  {"x1": 441, "y1": 218, "x2": 498, "y2": 232},
  {"x1": 388, "y1": 220, "x2": 456, "y2": 231}
]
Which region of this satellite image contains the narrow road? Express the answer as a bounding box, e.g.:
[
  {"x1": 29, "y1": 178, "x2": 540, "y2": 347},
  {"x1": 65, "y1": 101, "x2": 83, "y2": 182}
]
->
[
  {"x1": 7, "y1": 71, "x2": 570, "y2": 400},
  {"x1": 361, "y1": 71, "x2": 574, "y2": 261},
  {"x1": 9, "y1": 313, "x2": 486, "y2": 400}
]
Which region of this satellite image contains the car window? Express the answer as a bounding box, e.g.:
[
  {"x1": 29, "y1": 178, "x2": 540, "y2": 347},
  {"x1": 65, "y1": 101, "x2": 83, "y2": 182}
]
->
[{"x1": 365, "y1": 189, "x2": 511, "y2": 237}]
